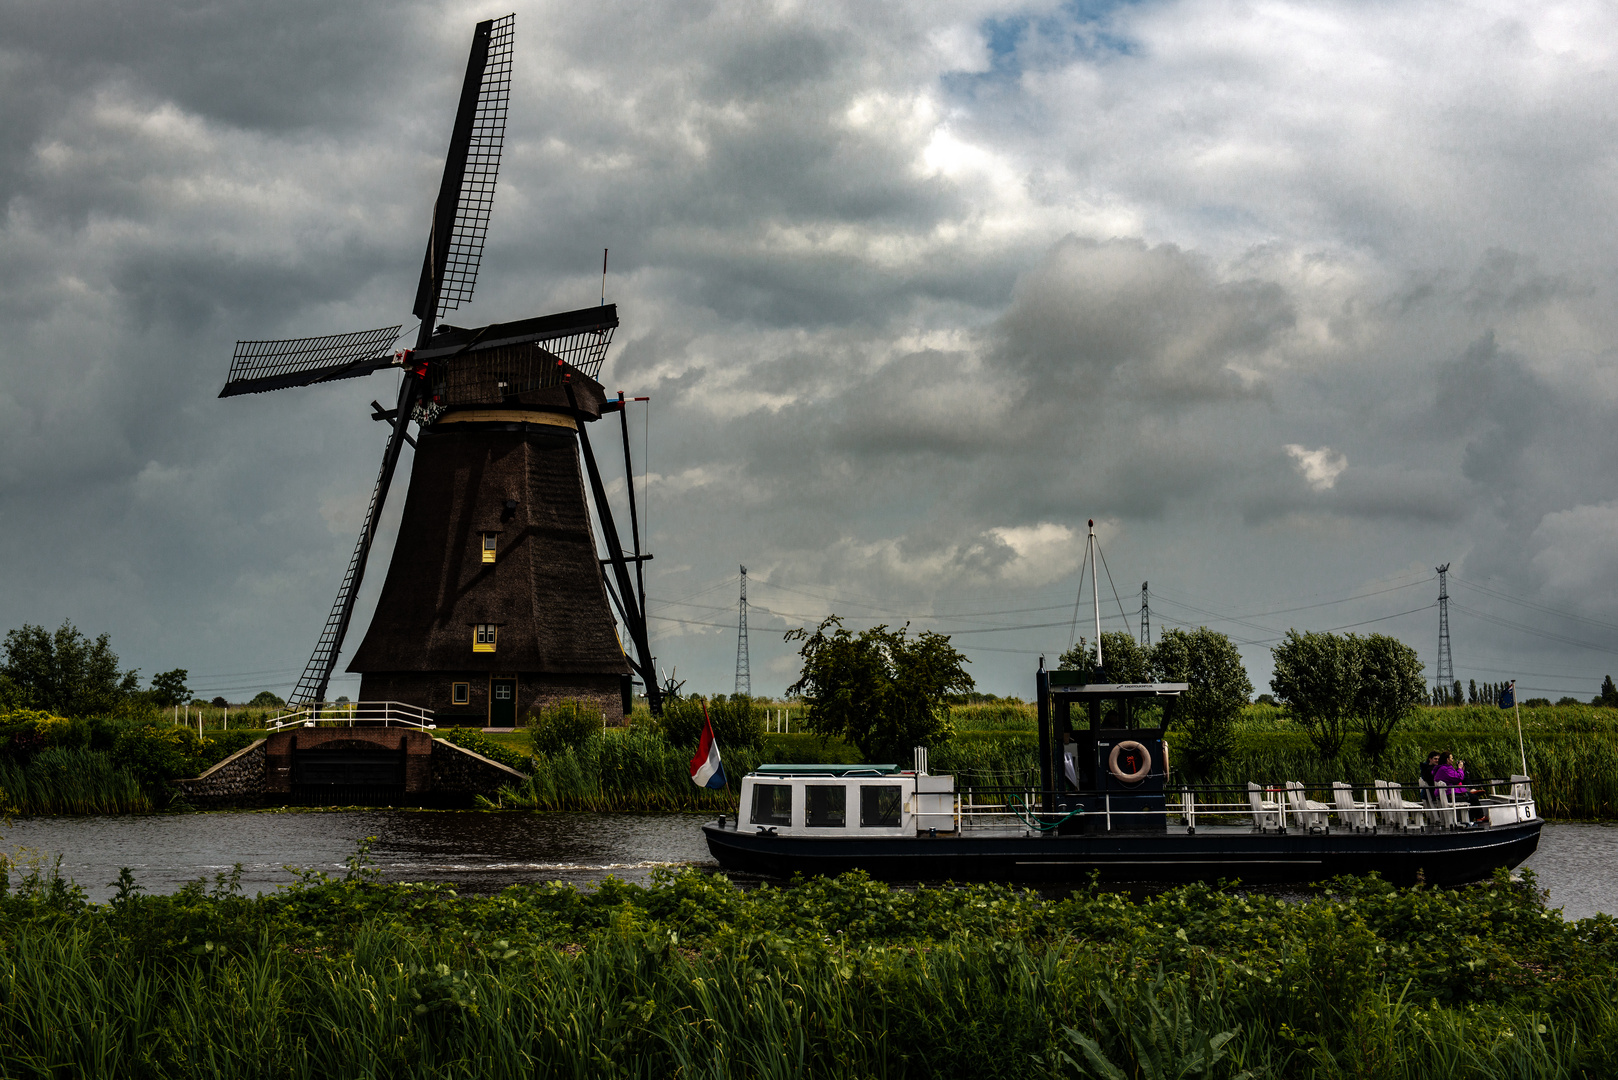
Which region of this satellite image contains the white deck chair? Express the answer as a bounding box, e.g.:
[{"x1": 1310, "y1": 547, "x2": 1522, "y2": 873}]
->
[
  {"x1": 1331, "y1": 782, "x2": 1373, "y2": 830},
  {"x1": 1284, "y1": 781, "x2": 1329, "y2": 830},
  {"x1": 1375, "y1": 780, "x2": 1424, "y2": 829},
  {"x1": 1429, "y1": 782, "x2": 1461, "y2": 826},
  {"x1": 1417, "y1": 779, "x2": 1447, "y2": 826},
  {"x1": 1247, "y1": 782, "x2": 1280, "y2": 831}
]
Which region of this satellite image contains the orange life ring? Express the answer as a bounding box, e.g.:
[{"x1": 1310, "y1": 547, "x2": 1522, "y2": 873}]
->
[{"x1": 1108, "y1": 740, "x2": 1152, "y2": 784}]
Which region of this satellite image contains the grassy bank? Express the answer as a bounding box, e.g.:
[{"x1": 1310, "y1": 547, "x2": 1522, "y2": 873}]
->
[
  {"x1": 0, "y1": 852, "x2": 1614, "y2": 1078},
  {"x1": 499, "y1": 703, "x2": 1618, "y2": 819}
]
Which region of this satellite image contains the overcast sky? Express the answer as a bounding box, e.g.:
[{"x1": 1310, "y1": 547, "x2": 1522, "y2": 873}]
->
[{"x1": 2, "y1": 0, "x2": 1616, "y2": 705}]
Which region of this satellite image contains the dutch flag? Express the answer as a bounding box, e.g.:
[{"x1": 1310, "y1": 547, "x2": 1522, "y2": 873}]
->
[{"x1": 689, "y1": 704, "x2": 726, "y2": 790}]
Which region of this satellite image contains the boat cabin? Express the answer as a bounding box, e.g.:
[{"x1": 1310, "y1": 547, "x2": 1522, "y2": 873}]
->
[
  {"x1": 736, "y1": 762, "x2": 957, "y2": 838},
  {"x1": 1037, "y1": 669, "x2": 1189, "y2": 833}
]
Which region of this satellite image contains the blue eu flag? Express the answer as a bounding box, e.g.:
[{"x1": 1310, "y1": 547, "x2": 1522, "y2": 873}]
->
[{"x1": 1497, "y1": 681, "x2": 1515, "y2": 709}]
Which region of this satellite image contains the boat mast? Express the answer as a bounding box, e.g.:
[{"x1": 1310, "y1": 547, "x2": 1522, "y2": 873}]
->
[{"x1": 1089, "y1": 519, "x2": 1102, "y2": 673}]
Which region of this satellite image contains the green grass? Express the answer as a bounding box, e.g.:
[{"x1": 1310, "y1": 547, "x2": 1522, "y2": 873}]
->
[
  {"x1": 0, "y1": 855, "x2": 1614, "y2": 1078},
  {"x1": 0, "y1": 747, "x2": 151, "y2": 815}
]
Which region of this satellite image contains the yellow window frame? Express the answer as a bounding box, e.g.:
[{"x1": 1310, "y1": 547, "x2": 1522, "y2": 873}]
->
[
  {"x1": 473, "y1": 624, "x2": 498, "y2": 653},
  {"x1": 481, "y1": 532, "x2": 498, "y2": 563}
]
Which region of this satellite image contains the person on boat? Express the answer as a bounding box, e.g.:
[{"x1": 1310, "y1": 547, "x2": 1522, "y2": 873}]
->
[
  {"x1": 1433, "y1": 752, "x2": 1484, "y2": 822},
  {"x1": 1420, "y1": 750, "x2": 1441, "y2": 788}
]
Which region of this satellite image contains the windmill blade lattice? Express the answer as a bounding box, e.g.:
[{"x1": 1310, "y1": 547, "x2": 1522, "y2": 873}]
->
[
  {"x1": 220, "y1": 325, "x2": 402, "y2": 398},
  {"x1": 437, "y1": 12, "x2": 513, "y2": 317},
  {"x1": 288, "y1": 410, "x2": 414, "y2": 707}
]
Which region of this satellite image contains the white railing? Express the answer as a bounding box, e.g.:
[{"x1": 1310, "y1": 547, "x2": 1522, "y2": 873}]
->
[
  {"x1": 939, "y1": 777, "x2": 1536, "y2": 834},
  {"x1": 267, "y1": 701, "x2": 437, "y2": 733}
]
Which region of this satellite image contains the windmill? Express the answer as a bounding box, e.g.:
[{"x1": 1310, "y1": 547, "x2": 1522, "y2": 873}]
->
[{"x1": 220, "y1": 14, "x2": 661, "y2": 722}]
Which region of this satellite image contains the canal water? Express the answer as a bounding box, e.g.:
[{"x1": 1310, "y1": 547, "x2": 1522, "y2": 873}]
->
[{"x1": 1, "y1": 812, "x2": 1612, "y2": 920}]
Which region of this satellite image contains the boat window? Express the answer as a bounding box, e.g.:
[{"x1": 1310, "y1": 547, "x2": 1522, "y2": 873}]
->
[
  {"x1": 750, "y1": 783, "x2": 792, "y2": 827},
  {"x1": 860, "y1": 785, "x2": 903, "y2": 828},
  {"x1": 805, "y1": 785, "x2": 846, "y2": 827}
]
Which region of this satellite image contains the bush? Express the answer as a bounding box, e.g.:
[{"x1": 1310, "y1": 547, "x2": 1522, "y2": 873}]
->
[
  {"x1": 446, "y1": 729, "x2": 533, "y2": 774},
  {"x1": 527, "y1": 699, "x2": 603, "y2": 757},
  {"x1": 109, "y1": 722, "x2": 206, "y2": 796},
  {"x1": 657, "y1": 696, "x2": 763, "y2": 751},
  {"x1": 249, "y1": 690, "x2": 286, "y2": 708}
]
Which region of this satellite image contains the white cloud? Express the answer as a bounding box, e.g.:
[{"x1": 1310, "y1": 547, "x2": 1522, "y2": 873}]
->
[{"x1": 1286, "y1": 445, "x2": 1348, "y2": 491}]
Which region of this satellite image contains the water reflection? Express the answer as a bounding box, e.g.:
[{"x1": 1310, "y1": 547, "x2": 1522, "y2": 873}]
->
[{"x1": 1, "y1": 812, "x2": 1611, "y2": 920}]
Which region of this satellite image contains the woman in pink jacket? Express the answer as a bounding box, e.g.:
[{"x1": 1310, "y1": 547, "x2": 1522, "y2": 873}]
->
[{"x1": 1433, "y1": 752, "x2": 1484, "y2": 823}]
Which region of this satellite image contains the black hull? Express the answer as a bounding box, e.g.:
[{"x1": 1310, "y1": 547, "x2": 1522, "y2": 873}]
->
[{"x1": 703, "y1": 820, "x2": 1542, "y2": 887}]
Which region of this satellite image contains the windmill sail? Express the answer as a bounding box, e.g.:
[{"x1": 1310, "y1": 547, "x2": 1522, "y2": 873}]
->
[
  {"x1": 289, "y1": 385, "x2": 418, "y2": 707},
  {"x1": 414, "y1": 13, "x2": 515, "y2": 325},
  {"x1": 220, "y1": 325, "x2": 402, "y2": 398}
]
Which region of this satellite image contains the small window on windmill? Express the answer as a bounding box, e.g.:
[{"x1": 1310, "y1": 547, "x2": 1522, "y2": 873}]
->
[
  {"x1": 474, "y1": 624, "x2": 498, "y2": 652},
  {"x1": 481, "y1": 532, "x2": 498, "y2": 563},
  {"x1": 451, "y1": 682, "x2": 470, "y2": 705}
]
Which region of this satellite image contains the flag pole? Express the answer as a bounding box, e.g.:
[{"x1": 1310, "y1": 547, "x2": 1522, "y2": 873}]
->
[{"x1": 1513, "y1": 680, "x2": 1527, "y2": 776}]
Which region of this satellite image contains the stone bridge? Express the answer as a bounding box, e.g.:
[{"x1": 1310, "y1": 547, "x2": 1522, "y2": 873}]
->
[{"x1": 176, "y1": 728, "x2": 527, "y2": 809}]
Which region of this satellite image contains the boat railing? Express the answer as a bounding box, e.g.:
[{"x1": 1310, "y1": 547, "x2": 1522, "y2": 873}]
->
[
  {"x1": 941, "y1": 777, "x2": 1535, "y2": 834},
  {"x1": 266, "y1": 701, "x2": 438, "y2": 733}
]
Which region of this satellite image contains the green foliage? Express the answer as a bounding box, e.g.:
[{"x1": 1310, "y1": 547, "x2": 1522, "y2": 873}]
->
[
  {"x1": 148, "y1": 669, "x2": 190, "y2": 708},
  {"x1": 786, "y1": 616, "x2": 973, "y2": 762},
  {"x1": 1, "y1": 621, "x2": 140, "y2": 717},
  {"x1": 1270, "y1": 629, "x2": 1362, "y2": 760},
  {"x1": 0, "y1": 862, "x2": 1613, "y2": 1078},
  {"x1": 446, "y1": 729, "x2": 535, "y2": 774},
  {"x1": 1152, "y1": 628, "x2": 1253, "y2": 778},
  {"x1": 1354, "y1": 633, "x2": 1427, "y2": 765},
  {"x1": 526, "y1": 698, "x2": 603, "y2": 756},
  {"x1": 248, "y1": 690, "x2": 286, "y2": 708},
  {"x1": 1059, "y1": 631, "x2": 1151, "y2": 683},
  {"x1": 655, "y1": 695, "x2": 764, "y2": 751},
  {"x1": 1272, "y1": 631, "x2": 1428, "y2": 767},
  {"x1": 1600, "y1": 675, "x2": 1618, "y2": 708}
]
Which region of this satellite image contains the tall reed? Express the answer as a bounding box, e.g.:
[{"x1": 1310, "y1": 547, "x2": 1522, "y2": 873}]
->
[{"x1": 0, "y1": 747, "x2": 151, "y2": 815}]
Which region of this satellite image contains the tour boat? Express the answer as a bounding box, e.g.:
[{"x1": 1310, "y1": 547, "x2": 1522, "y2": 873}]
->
[
  {"x1": 704, "y1": 527, "x2": 1541, "y2": 886},
  {"x1": 703, "y1": 670, "x2": 1541, "y2": 886}
]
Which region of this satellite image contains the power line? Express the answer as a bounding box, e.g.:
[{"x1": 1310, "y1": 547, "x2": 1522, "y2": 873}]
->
[
  {"x1": 1450, "y1": 601, "x2": 1618, "y2": 656},
  {"x1": 1451, "y1": 575, "x2": 1618, "y2": 634}
]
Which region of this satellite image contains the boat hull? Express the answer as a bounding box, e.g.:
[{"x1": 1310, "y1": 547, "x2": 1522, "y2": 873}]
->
[{"x1": 702, "y1": 820, "x2": 1542, "y2": 887}]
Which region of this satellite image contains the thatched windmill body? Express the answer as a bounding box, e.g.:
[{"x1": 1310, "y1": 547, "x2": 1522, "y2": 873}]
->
[{"x1": 221, "y1": 15, "x2": 660, "y2": 724}]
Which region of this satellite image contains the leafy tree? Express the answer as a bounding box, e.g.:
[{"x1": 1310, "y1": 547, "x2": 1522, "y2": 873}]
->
[
  {"x1": 248, "y1": 691, "x2": 286, "y2": 708},
  {"x1": 1150, "y1": 627, "x2": 1252, "y2": 778},
  {"x1": 1597, "y1": 675, "x2": 1618, "y2": 708},
  {"x1": 1270, "y1": 630, "x2": 1362, "y2": 761},
  {"x1": 1354, "y1": 633, "x2": 1426, "y2": 766},
  {"x1": 786, "y1": 617, "x2": 972, "y2": 762},
  {"x1": 210, "y1": 696, "x2": 229, "y2": 709},
  {"x1": 1254, "y1": 694, "x2": 1278, "y2": 707},
  {"x1": 1, "y1": 621, "x2": 139, "y2": 717},
  {"x1": 149, "y1": 669, "x2": 190, "y2": 709},
  {"x1": 1058, "y1": 632, "x2": 1151, "y2": 684}
]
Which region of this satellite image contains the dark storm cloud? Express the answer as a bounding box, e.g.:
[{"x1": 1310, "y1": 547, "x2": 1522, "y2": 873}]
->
[{"x1": 4, "y1": 0, "x2": 1618, "y2": 700}]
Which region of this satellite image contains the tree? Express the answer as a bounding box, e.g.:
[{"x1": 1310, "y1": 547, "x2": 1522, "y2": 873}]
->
[
  {"x1": 149, "y1": 669, "x2": 190, "y2": 708},
  {"x1": 785, "y1": 617, "x2": 973, "y2": 762},
  {"x1": 1058, "y1": 631, "x2": 1151, "y2": 683},
  {"x1": 1, "y1": 621, "x2": 139, "y2": 717},
  {"x1": 248, "y1": 690, "x2": 286, "y2": 708},
  {"x1": 1597, "y1": 675, "x2": 1618, "y2": 708},
  {"x1": 1151, "y1": 627, "x2": 1252, "y2": 777},
  {"x1": 1354, "y1": 633, "x2": 1426, "y2": 766},
  {"x1": 1270, "y1": 630, "x2": 1362, "y2": 761}
]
